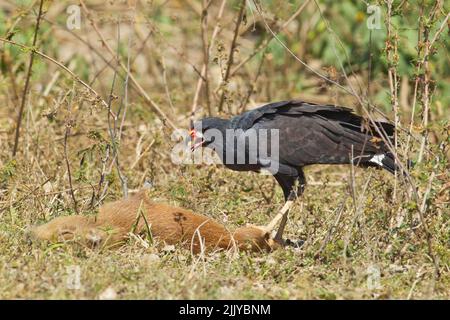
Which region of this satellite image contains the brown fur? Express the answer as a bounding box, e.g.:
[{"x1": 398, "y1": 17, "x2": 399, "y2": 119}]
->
[{"x1": 30, "y1": 190, "x2": 279, "y2": 253}]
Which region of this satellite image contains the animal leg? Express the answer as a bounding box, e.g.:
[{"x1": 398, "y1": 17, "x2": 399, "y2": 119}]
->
[
  {"x1": 265, "y1": 170, "x2": 306, "y2": 244},
  {"x1": 273, "y1": 201, "x2": 291, "y2": 241},
  {"x1": 264, "y1": 194, "x2": 295, "y2": 235}
]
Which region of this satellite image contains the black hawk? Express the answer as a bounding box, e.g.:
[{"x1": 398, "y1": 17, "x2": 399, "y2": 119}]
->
[{"x1": 190, "y1": 100, "x2": 401, "y2": 244}]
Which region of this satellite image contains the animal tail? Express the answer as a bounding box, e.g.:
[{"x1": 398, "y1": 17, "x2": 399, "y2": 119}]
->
[
  {"x1": 368, "y1": 151, "x2": 413, "y2": 176},
  {"x1": 364, "y1": 121, "x2": 414, "y2": 176}
]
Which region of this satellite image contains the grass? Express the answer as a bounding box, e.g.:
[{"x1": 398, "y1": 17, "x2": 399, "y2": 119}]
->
[
  {"x1": 1, "y1": 163, "x2": 448, "y2": 299},
  {"x1": 0, "y1": 0, "x2": 449, "y2": 299}
]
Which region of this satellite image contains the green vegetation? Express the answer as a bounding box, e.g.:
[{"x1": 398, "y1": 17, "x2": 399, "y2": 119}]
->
[{"x1": 0, "y1": 0, "x2": 448, "y2": 299}]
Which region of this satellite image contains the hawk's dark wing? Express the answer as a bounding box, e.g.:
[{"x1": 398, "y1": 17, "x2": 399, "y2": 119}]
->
[
  {"x1": 229, "y1": 100, "x2": 394, "y2": 140},
  {"x1": 230, "y1": 100, "x2": 395, "y2": 167}
]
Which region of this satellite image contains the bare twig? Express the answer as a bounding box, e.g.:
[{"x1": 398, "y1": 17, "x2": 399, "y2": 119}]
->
[
  {"x1": 42, "y1": 16, "x2": 125, "y2": 82},
  {"x1": 417, "y1": 171, "x2": 440, "y2": 277},
  {"x1": 0, "y1": 37, "x2": 116, "y2": 119},
  {"x1": 311, "y1": 0, "x2": 442, "y2": 276},
  {"x1": 314, "y1": 201, "x2": 345, "y2": 259},
  {"x1": 252, "y1": 0, "x2": 354, "y2": 96},
  {"x1": 230, "y1": 0, "x2": 311, "y2": 77},
  {"x1": 64, "y1": 87, "x2": 79, "y2": 213},
  {"x1": 218, "y1": 0, "x2": 247, "y2": 113},
  {"x1": 404, "y1": 11, "x2": 448, "y2": 160},
  {"x1": 12, "y1": 0, "x2": 44, "y2": 157},
  {"x1": 287, "y1": 0, "x2": 416, "y2": 194},
  {"x1": 200, "y1": 0, "x2": 213, "y2": 116},
  {"x1": 190, "y1": 0, "x2": 227, "y2": 124},
  {"x1": 1, "y1": 2, "x2": 37, "y2": 110},
  {"x1": 407, "y1": 266, "x2": 426, "y2": 300},
  {"x1": 160, "y1": 56, "x2": 176, "y2": 113},
  {"x1": 238, "y1": 47, "x2": 266, "y2": 112},
  {"x1": 386, "y1": 0, "x2": 400, "y2": 200},
  {"x1": 417, "y1": 5, "x2": 444, "y2": 163},
  {"x1": 343, "y1": 150, "x2": 373, "y2": 262},
  {"x1": 107, "y1": 22, "x2": 128, "y2": 199},
  {"x1": 79, "y1": 0, "x2": 177, "y2": 130}
]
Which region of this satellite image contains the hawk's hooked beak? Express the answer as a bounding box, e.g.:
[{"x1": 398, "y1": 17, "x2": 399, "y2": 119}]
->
[{"x1": 189, "y1": 129, "x2": 205, "y2": 151}]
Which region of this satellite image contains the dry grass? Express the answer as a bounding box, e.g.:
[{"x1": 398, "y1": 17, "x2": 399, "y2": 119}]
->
[{"x1": 0, "y1": 0, "x2": 448, "y2": 299}]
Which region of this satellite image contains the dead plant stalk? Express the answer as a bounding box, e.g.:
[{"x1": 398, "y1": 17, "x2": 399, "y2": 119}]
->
[
  {"x1": 12, "y1": 0, "x2": 44, "y2": 157},
  {"x1": 218, "y1": 0, "x2": 247, "y2": 113}
]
